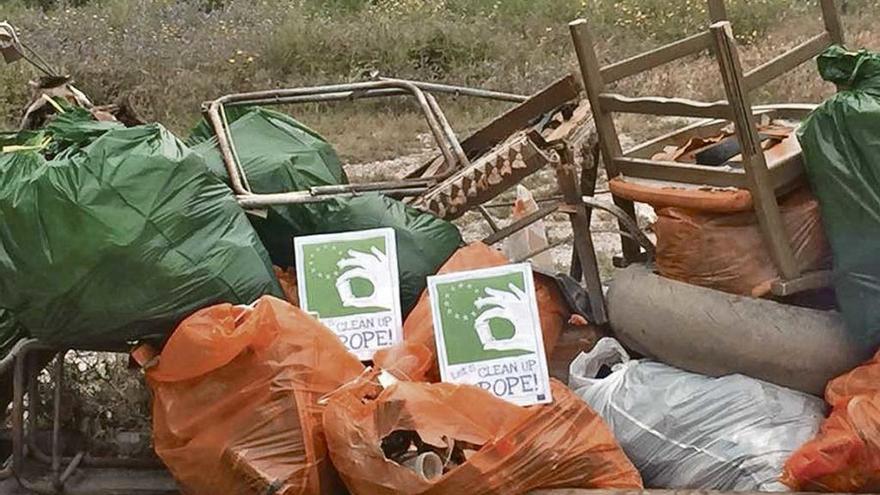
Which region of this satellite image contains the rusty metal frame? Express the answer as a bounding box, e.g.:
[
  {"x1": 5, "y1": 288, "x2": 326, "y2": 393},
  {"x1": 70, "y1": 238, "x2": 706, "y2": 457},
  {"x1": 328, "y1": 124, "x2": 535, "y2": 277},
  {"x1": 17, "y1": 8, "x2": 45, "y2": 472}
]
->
[
  {"x1": 5, "y1": 340, "x2": 163, "y2": 494},
  {"x1": 204, "y1": 76, "x2": 621, "y2": 322},
  {"x1": 203, "y1": 79, "x2": 526, "y2": 208}
]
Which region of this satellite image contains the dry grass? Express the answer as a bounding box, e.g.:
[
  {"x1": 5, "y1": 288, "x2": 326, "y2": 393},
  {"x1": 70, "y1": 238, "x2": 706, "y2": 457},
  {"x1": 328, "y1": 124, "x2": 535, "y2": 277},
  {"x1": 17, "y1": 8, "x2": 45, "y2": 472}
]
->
[{"x1": 0, "y1": 0, "x2": 878, "y2": 162}]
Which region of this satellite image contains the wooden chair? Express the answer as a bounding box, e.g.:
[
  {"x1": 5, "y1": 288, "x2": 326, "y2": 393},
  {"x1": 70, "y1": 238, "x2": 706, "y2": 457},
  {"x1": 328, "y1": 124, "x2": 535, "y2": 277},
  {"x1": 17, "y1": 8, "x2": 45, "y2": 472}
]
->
[{"x1": 569, "y1": 0, "x2": 845, "y2": 296}]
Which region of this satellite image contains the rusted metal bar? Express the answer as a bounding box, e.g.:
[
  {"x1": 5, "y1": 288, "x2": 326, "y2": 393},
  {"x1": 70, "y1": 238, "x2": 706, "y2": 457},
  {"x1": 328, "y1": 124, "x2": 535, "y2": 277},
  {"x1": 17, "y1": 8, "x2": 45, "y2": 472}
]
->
[
  {"x1": 581, "y1": 196, "x2": 655, "y2": 256},
  {"x1": 219, "y1": 103, "x2": 252, "y2": 193},
  {"x1": 58, "y1": 451, "x2": 84, "y2": 486},
  {"x1": 11, "y1": 340, "x2": 41, "y2": 475},
  {"x1": 555, "y1": 146, "x2": 608, "y2": 324},
  {"x1": 476, "y1": 205, "x2": 501, "y2": 233},
  {"x1": 52, "y1": 353, "x2": 63, "y2": 481},
  {"x1": 426, "y1": 92, "x2": 469, "y2": 172},
  {"x1": 0, "y1": 338, "x2": 34, "y2": 375},
  {"x1": 226, "y1": 88, "x2": 408, "y2": 107},
  {"x1": 482, "y1": 203, "x2": 561, "y2": 246},
  {"x1": 513, "y1": 236, "x2": 572, "y2": 264},
  {"x1": 378, "y1": 77, "x2": 527, "y2": 103},
  {"x1": 571, "y1": 142, "x2": 601, "y2": 282},
  {"x1": 309, "y1": 178, "x2": 434, "y2": 195},
  {"x1": 228, "y1": 81, "x2": 527, "y2": 107},
  {"x1": 235, "y1": 186, "x2": 429, "y2": 207},
  {"x1": 406, "y1": 75, "x2": 580, "y2": 178}
]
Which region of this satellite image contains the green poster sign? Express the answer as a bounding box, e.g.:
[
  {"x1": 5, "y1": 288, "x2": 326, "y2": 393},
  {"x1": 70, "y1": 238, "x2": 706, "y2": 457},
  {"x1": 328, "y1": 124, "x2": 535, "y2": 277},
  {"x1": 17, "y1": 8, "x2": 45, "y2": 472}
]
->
[
  {"x1": 428, "y1": 263, "x2": 552, "y2": 406},
  {"x1": 295, "y1": 228, "x2": 402, "y2": 360}
]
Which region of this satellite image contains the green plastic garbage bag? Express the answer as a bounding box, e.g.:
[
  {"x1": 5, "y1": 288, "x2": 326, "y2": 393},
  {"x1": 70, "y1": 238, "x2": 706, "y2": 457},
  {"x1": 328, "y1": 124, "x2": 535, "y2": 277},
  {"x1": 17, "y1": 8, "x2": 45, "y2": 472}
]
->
[
  {"x1": 0, "y1": 109, "x2": 281, "y2": 347},
  {"x1": 190, "y1": 108, "x2": 462, "y2": 312},
  {"x1": 190, "y1": 107, "x2": 349, "y2": 267},
  {"x1": 798, "y1": 45, "x2": 880, "y2": 348}
]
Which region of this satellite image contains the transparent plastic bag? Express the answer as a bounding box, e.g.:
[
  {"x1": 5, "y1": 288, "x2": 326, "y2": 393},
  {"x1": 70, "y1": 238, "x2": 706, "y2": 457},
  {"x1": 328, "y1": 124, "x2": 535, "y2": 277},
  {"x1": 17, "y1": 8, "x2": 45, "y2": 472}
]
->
[
  {"x1": 569, "y1": 338, "x2": 826, "y2": 491},
  {"x1": 503, "y1": 185, "x2": 555, "y2": 271}
]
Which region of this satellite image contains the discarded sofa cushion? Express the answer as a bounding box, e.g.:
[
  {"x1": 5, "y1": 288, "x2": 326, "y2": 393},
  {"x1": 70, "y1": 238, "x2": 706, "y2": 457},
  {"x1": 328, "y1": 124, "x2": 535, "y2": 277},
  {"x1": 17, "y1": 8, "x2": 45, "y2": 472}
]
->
[
  {"x1": 570, "y1": 338, "x2": 825, "y2": 491},
  {"x1": 798, "y1": 45, "x2": 880, "y2": 347},
  {"x1": 148, "y1": 296, "x2": 365, "y2": 495},
  {"x1": 373, "y1": 242, "x2": 567, "y2": 381},
  {"x1": 190, "y1": 108, "x2": 462, "y2": 312},
  {"x1": 0, "y1": 109, "x2": 281, "y2": 347},
  {"x1": 653, "y1": 187, "x2": 830, "y2": 297},
  {"x1": 783, "y1": 347, "x2": 880, "y2": 492},
  {"x1": 322, "y1": 376, "x2": 643, "y2": 494}
]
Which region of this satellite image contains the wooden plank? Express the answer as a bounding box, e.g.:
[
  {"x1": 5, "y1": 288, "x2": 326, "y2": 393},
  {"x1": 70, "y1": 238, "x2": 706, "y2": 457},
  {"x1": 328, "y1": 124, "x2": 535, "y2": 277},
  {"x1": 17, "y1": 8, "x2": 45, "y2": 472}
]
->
[
  {"x1": 744, "y1": 32, "x2": 832, "y2": 90},
  {"x1": 404, "y1": 75, "x2": 580, "y2": 179},
  {"x1": 613, "y1": 156, "x2": 748, "y2": 188},
  {"x1": 820, "y1": 0, "x2": 846, "y2": 45},
  {"x1": 570, "y1": 19, "x2": 641, "y2": 261},
  {"x1": 707, "y1": 0, "x2": 728, "y2": 21},
  {"x1": 555, "y1": 147, "x2": 608, "y2": 325},
  {"x1": 625, "y1": 118, "x2": 727, "y2": 158},
  {"x1": 600, "y1": 31, "x2": 713, "y2": 84},
  {"x1": 599, "y1": 93, "x2": 732, "y2": 119},
  {"x1": 625, "y1": 105, "x2": 812, "y2": 159},
  {"x1": 482, "y1": 203, "x2": 561, "y2": 246},
  {"x1": 712, "y1": 21, "x2": 800, "y2": 279}
]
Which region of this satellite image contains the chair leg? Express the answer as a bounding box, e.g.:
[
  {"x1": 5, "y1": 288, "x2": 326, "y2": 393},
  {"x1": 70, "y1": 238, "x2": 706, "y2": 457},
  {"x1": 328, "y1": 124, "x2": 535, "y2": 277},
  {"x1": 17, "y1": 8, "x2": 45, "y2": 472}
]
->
[{"x1": 711, "y1": 21, "x2": 800, "y2": 280}]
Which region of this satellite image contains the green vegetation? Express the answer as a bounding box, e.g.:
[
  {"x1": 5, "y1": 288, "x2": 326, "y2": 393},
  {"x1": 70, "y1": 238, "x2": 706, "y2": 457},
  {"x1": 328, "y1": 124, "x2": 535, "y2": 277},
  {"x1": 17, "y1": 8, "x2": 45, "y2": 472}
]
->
[{"x1": 0, "y1": 0, "x2": 878, "y2": 161}]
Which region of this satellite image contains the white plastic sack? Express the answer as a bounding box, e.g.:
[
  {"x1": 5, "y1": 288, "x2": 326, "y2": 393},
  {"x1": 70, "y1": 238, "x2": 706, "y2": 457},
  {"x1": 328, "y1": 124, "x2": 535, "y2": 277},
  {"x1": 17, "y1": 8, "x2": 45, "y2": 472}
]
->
[{"x1": 569, "y1": 338, "x2": 825, "y2": 492}]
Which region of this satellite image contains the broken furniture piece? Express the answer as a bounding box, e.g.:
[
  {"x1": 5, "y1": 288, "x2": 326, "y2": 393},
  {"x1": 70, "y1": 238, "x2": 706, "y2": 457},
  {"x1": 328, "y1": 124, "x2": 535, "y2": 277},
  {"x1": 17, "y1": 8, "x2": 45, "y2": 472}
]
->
[
  {"x1": 203, "y1": 75, "x2": 644, "y2": 325},
  {"x1": 570, "y1": 0, "x2": 845, "y2": 296}
]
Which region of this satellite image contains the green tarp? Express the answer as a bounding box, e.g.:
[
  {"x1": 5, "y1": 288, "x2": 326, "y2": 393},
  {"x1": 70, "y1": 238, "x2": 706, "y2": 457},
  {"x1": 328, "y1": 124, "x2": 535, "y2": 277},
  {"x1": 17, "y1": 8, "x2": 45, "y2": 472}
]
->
[
  {"x1": 0, "y1": 108, "x2": 281, "y2": 348},
  {"x1": 191, "y1": 108, "x2": 462, "y2": 312},
  {"x1": 799, "y1": 46, "x2": 880, "y2": 348}
]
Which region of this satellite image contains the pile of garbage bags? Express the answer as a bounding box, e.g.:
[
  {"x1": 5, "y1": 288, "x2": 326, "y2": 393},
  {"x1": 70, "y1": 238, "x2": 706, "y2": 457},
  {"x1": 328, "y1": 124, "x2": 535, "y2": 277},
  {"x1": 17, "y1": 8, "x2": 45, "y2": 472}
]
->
[
  {"x1": 0, "y1": 105, "x2": 461, "y2": 349},
  {"x1": 0, "y1": 108, "x2": 282, "y2": 347},
  {"x1": 149, "y1": 295, "x2": 643, "y2": 494},
  {"x1": 6, "y1": 41, "x2": 880, "y2": 495}
]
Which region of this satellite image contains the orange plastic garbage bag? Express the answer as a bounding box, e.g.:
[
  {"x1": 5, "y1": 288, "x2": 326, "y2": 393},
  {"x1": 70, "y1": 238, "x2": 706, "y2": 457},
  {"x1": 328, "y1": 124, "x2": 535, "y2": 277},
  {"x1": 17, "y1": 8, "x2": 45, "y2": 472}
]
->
[
  {"x1": 653, "y1": 188, "x2": 830, "y2": 297},
  {"x1": 148, "y1": 296, "x2": 364, "y2": 495},
  {"x1": 274, "y1": 265, "x2": 299, "y2": 306},
  {"x1": 373, "y1": 242, "x2": 567, "y2": 381},
  {"x1": 322, "y1": 376, "x2": 643, "y2": 495},
  {"x1": 782, "y1": 350, "x2": 880, "y2": 492}
]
